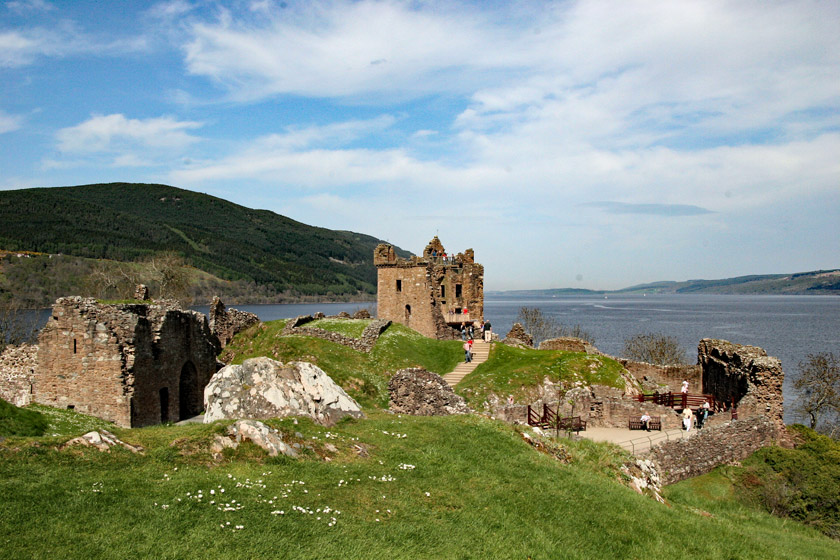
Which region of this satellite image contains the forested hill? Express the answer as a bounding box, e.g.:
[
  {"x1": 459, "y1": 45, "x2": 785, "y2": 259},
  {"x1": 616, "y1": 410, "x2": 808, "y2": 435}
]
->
[{"x1": 0, "y1": 183, "x2": 407, "y2": 297}]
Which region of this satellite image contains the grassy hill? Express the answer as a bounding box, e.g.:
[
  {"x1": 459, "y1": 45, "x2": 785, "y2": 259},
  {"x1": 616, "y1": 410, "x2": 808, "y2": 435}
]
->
[
  {"x1": 0, "y1": 183, "x2": 409, "y2": 299},
  {"x1": 2, "y1": 324, "x2": 839, "y2": 558}
]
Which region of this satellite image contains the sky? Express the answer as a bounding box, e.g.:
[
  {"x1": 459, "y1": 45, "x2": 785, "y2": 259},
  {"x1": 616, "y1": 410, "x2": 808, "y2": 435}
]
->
[{"x1": 1, "y1": 0, "x2": 838, "y2": 291}]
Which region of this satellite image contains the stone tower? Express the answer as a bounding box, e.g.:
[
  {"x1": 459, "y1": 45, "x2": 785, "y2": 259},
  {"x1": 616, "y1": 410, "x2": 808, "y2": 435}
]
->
[{"x1": 374, "y1": 237, "x2": 484, "y2": 339}]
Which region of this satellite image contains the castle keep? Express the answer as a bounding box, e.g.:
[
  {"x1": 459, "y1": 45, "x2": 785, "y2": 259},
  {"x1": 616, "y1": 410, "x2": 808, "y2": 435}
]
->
[{"x1": 374, "y1": 237, "x2": 484, "y2": 339}]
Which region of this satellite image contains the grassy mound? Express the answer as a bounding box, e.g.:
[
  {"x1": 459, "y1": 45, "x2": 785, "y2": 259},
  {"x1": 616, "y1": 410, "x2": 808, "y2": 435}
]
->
[
  {"x1": 0, "y1": 399, "x2": 49, "y2": 437},
  {"x1": 456, "y1": 343, "x2": 628, "y2": 405}
]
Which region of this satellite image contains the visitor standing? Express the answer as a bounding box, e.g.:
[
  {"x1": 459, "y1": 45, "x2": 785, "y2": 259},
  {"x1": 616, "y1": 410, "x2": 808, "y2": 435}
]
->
[
  {"x1": 483, "y1": 321, "x2": 492, "y2": 342},
  {"x1": 463, "y1": 340, "x2": 472, "y2": 363},
  {"x1": 682, "y1": 407, "x2": 693, "y2": 432}
]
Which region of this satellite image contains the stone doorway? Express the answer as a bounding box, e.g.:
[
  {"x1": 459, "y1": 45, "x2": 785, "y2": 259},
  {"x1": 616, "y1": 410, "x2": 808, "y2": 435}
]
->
[{"x1": 179, "y1": 361, "x2": 201, "y2": 421}]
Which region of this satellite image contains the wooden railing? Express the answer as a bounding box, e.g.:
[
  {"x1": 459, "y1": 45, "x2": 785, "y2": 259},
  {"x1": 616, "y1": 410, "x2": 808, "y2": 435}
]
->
[
  {"x1": 635, "y1": 392, "x2": 728, "y2": 411},
  {"x1": 526, "y1": 404, "x2": 586, "y2": 434}
]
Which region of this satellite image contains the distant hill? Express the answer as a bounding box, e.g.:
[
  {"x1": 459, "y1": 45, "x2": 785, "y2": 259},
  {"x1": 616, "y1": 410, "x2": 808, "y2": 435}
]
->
[
  {"x1": 489, "y1": 270, "x2": 840, "y2": 297},
  {"x1": 0, "y1": 183, "x2": 409, "y2": 299}
]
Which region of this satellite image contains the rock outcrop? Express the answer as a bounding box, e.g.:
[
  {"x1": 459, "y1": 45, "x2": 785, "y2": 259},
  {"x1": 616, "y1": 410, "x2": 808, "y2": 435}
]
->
[
  {"x1": 388, "y1": 367, "x2": 470, "y2": 416},
  {"x1": 61, "y1": 430, "x2": 143, "y2": 453},
  {"x1": 211, "y1": 419, "x2": 298, "y2": 458},
  {"x1": 203, "y1": 357, "x2": 364, "y2": 426}
]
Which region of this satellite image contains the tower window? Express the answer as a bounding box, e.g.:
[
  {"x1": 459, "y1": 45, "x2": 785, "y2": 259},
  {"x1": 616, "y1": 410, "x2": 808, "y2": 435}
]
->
[
  {"x1": 396, "y1": 279, "x2": 402, "y2": 292},
  {"x1": 455, "y1": 284, "x2": 462, "y2": 298}
]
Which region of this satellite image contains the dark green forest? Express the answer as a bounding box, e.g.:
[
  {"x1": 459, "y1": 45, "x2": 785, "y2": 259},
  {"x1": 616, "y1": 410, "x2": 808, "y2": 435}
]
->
[{"x1": 0, "y1": 183, "x2": 409, "y2": 305}]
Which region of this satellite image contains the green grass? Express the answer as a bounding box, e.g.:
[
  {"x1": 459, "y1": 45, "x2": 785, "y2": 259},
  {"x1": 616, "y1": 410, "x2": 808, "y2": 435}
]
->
[
  {"x1": 308, "y1": 318, "x2": 369, "y2": 338},
  {"x1": 456, "y1": 343, "x2": 628, "y2": 405},
  {"x1": 2, "y1": 411, "x2": 838, "y2": 559},
  {"x1": 0, "y1": 398, "x2": 49, "y2": 437}
]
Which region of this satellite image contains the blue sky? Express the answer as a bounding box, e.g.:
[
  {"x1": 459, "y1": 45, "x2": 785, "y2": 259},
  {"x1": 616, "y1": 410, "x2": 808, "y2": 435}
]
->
[{"x1": 1, "y1": 0, "x2": 838, "y2": 290}]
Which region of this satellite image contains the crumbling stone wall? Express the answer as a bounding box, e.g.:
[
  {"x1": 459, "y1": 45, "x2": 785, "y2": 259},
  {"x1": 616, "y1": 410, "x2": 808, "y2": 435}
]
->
[
  {"x1": 388, "y1": 367, "x2": 470, "y2": 416},
  {"x1": 539, "y1": 337, "x2": 588, "y2": 352},
  {"x1": 283, "y1": 315, "x2": 391, "y2": 353},
  {"x1": 503, "y1": 323, "x2": 533, "y2": 348},
  {"x1": 647, "y1": 416, "x2": 779, "y2": 484},
  {"x1": 375, "y1": 237, "x2": 483, "y2": 339},
  {"x1": 209, "y1": 297, "x2": 260, "y2": 348},
  {"x1": 34, "y1": 297, "x2": 220, "y2": 428},
  {"x1": 698, "y1": 339, "x2": 785, "y2": 430},
  {"x1": 0, "y1": 343, "x2": 37, "y2": 406},
  {"x1": 619, "y1": 360, "x2": 701, "y2": 393}
]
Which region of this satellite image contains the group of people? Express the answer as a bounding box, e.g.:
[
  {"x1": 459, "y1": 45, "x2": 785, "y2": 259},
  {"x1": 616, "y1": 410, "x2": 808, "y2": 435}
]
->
[
  {"x1": 637, "y1": 378, "x2": 711, "y2": 433},
  {"x1": 460, "y1": 320, "x2": 493, "y2": 363}
]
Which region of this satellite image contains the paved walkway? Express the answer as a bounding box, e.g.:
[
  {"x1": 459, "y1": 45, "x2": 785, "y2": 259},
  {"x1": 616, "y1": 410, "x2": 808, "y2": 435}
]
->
[
  {"x1": 442, "y1": 340, "x2": 490, "y2": 386},
  {"x1": 578, "y1": 426, "x2": 689, "y2": 455}
]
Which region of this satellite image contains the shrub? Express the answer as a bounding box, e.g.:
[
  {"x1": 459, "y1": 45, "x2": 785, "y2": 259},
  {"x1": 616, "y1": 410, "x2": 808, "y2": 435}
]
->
[{"x1": 622, "y1": 332, "x2": 687, "y2": 365}]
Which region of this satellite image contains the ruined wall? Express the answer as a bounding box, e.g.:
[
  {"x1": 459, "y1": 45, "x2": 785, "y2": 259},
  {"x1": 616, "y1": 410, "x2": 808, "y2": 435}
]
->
[
  {"x1": 619, "y1": 360, "x2": 702, "y2": 393},
  {"x1": 209, "y1": 297, "x2": 260, "y2": 348},
  {"x1": 0, "y1": 343, "x2": 37, "y2": 407},
  {"x1": 282, "y1": 315, "x2": 391, "y2": 353},
  {"x1": 375, "y1": 237, "x2": 483, "y2": 339},
  {"x1": 34, "y1": 297, "x2": 220, "y2": 428},
  {"x1": 698, "y1": 339, "x2": 785, "y2": 429},
  {"x1": 647, "y1": 416, "x2": 780, "y2": 484}
]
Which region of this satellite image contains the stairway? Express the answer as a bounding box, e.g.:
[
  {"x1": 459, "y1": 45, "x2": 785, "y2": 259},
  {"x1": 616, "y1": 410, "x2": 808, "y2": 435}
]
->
[{"x1": 442, "y1": 340, "x2": 490, "y2": 387}]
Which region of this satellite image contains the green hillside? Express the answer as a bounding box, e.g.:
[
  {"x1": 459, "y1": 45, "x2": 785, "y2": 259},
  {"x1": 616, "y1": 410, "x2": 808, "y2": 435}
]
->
[{"x1": 0, "y1": 183, "x2": 408, "y2": 298}]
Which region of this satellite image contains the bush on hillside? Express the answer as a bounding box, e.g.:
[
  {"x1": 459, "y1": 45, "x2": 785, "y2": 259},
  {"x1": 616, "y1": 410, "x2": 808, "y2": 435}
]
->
[
  {"x1": 736, "y1": 425, "x2": 840, "y2": 539},
  {"x1": 515, "y1": 307, "x2": 595, "y2": 346}
]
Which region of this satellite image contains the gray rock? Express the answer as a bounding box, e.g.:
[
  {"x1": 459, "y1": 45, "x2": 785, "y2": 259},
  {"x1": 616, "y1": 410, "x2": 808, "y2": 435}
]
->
[
  {"x1": 203, "y1": 357, "x2": 364, "y2": 425},
  {"x1": 211, "y1": 419, "x2": 297, "y2": 458}
]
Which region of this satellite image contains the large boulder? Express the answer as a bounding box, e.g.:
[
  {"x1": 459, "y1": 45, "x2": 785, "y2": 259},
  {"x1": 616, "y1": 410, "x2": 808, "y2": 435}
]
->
[
  {"x1": 203, "y1": 357, "x2": 364, "y2": 425},
  {"x1": 388, "y1": 367, "x2": 470, "y2": 416}
]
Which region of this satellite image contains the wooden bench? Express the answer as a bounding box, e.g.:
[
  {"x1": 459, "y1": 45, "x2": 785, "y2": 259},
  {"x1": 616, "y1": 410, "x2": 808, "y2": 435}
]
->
[
  {"x1": 558, "y1": 416, "x2": 587, "y2": 433},
  {"x1": 629, "y1": 416, "x2": 661, "y2": 431}
]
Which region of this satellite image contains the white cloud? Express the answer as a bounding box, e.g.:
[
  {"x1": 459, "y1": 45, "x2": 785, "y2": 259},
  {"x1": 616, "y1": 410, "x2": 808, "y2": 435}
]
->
[
  {"x1": 0, "y1": 110, "x2": 22, "y2": 133},
  {"x1": 6, "y1": 0, "x2": 54, "y2": 15},
  {"x1": 53, "y1": 114, "x2": 203, "y2": 168}
]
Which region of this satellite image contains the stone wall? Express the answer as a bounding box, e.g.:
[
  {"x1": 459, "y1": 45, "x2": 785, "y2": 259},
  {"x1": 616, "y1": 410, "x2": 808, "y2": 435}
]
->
[
  {"x1": 539, "y1": 337, "x2": 588, "y2": 352},
  {"x1": 34, "y1": 297, "x2": 220, "y2": 427},
  {"x1": 375, "y1": 237, "x2": 483, "y2": 339},
  {"x1": 619, "y1": 359, "x2": 702, "y2": 393},
  {"x1": 0, "y1": 343, "x2": 37, "y2": 406},
  {"x1": 647, "y1": 416, "x2": 780, "y2": 484},
  {"x1": 503, "y1": 323, "x2": 533, "y2": 348},
  {"x1": 698, "y1": 339, "x2": 785, "y2": 430},
  {"x1": 283, "y1": 315, "x2": 391, "y2": 353},
  {"x1": 209, "y1": 297, "x2": 260, "y2": 348}
]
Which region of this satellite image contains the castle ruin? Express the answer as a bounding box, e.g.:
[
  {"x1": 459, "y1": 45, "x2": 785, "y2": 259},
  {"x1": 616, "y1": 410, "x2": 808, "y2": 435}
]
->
[
  {"x1": 33, "y1": 297, "x2": 220, "y2": 427},
  {"x1": 374, "y1": 237, "x2": 484, "y2": 339}
]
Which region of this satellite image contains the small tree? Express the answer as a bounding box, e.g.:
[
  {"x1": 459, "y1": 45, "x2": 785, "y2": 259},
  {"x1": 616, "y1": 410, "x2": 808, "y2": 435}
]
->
[
  {"x1": 515, "y1": 307, "x2": 594, "y2": 346},
  {"x1": 146, "y1": 252, "x2": 191, "y2": 304},
  {"x1": 793, "y1": 352, "x2": 840, "y2": 432},
  {"x1": 0, "y1": 301, "x2": 39, "y2": 354},
  {"x1": 622, "y1": 332, "x2": 687, "y2": 365}
]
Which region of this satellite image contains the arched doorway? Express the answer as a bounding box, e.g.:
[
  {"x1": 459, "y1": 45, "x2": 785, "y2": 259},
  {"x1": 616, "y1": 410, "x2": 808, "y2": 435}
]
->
[
  {"x1": 179, "y1": 361, "x2": 200, "y2": 421},
  {"x1": 404, "y1": 304, "x2": 411, "y2": 326}
]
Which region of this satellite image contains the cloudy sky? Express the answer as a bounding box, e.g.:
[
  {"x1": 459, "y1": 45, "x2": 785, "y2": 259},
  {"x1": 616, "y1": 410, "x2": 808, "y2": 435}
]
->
[{"x1": 1, "y1": 0, "x2": 838, "y2": 290}]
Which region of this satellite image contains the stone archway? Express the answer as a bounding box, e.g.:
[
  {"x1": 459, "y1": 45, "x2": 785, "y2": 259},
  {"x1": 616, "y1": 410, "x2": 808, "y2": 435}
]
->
[
  {"x1": 405, "y1": 304, "x2": 411, "y2": 326},
  {"x1": 178, "y1": 361, "x2": 201, "y2": 421}
]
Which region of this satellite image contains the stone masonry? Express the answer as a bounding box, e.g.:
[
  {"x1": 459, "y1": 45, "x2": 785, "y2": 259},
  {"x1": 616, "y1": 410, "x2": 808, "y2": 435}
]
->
[
  {"x1": 647, "y1": 416, "x2": 779, "y2": 484},
  {"x1": 0, "y1": 343, "x2": 37, "y2": 407},
  {"x1": 209, "y1": 296, "x2": 260, "y2": 349},
  {"x1": 698, "y1": 338, "x2": 785, "y2": 430},
  {"x1": 282, "y1": 315, "x2": 391, "y2": 353},
  {"x1": 33, "y1": 297, "x2": 220, "y2": 428},
  {"x1": 375, "y1": 237, "x2": 484, "y2": 339}
]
